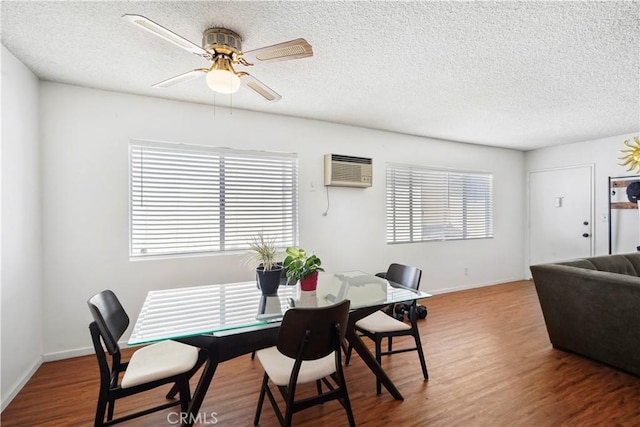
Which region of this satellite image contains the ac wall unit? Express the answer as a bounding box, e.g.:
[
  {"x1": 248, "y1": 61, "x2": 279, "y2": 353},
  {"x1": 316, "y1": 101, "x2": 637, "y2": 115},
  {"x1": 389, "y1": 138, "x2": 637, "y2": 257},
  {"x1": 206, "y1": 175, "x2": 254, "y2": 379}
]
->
[{"x1": 324, "y1": 154, "x2": 372, "y2": 188}]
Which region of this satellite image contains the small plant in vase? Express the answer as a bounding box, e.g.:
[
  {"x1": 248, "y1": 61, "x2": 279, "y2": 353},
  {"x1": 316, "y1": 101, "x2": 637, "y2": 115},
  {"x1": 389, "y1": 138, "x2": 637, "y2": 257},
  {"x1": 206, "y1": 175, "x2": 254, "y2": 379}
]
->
[
  {"x1": 283, "y1": 246, "x2": 324, "y2": 291},
  {"x1": 248, "y1": 235, "x2": 283, "y2": 296}
]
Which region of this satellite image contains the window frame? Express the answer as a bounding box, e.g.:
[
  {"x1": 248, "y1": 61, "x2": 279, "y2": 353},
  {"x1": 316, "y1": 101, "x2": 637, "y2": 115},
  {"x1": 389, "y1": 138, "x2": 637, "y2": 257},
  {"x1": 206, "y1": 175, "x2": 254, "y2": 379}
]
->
[
  {"x1": 386, "y1": 163, "x2": 494, "y2": 244},
  {"x1": 129, "y1": 139, "x2": 299, "y2": 259}
]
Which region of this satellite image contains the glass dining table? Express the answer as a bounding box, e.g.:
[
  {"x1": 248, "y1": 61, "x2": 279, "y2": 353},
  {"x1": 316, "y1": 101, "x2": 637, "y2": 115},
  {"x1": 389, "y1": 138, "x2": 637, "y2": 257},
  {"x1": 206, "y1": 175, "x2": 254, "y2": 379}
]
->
[{"x1": 128, "y1": 271, "x2": 431, "y2": 426}]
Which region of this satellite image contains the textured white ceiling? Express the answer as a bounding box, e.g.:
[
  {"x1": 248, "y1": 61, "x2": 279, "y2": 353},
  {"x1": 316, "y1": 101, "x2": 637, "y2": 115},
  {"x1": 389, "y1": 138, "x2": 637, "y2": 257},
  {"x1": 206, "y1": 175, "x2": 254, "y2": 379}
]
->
[{"x1": 1, "y1": 1, "x2": 638, "y2": 150}]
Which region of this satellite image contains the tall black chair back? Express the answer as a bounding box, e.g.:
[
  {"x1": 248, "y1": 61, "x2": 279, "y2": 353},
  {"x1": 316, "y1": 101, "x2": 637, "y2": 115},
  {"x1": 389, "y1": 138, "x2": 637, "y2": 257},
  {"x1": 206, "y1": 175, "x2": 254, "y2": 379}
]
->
[
  {"x1": 276, "y1": 299, "x2": 349, "y2": 360},
  {"x1": 88, "y1": 290, "x2": 129, "y2": 355},
  {"x1": 386, "y1": 263, "x2": 422, "y2": 291}
]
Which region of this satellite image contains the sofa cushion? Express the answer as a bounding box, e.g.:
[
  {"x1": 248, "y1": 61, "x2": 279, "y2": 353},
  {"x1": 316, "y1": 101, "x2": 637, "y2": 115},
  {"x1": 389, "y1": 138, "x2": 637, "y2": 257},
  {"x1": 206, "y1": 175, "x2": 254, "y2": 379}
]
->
[
  {"x1": 586, "y1": 255, "x2": 639, "y2": 276},
  {"x1": 557, "y1": 259, "x2": 596, "y2": 270},
  {"x1": 623, "y1": 253, "x2": 640, "y2": 275}
]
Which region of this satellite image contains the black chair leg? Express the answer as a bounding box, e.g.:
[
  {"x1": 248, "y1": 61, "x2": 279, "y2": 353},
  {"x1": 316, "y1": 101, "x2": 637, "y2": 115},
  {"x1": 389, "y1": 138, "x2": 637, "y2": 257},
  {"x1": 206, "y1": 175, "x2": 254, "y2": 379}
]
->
[
  {"x1": 106, "y1": 398, "x2": 115, "y2": 422},
  {"x1": 254, "y1": 373, "x2": 269, "y2": 426},
  {"x1": 284, "y1": 407, "x2": 294, "y2": 427},
  {"x1": 179, "y1": 378, "x2": 191, "y2": 413},
  {"x1": 336, "y1": 368, "x2": 356, "y2": 427},
  {"x1": 375, "y1": 336, "x2": 383, "y2": 395},
  {"x1": 413, "y1": 333, "x2": 429, "y2": 379},
  {"x1": 343, "y1": 392, "x2": 356, "y2": 427},
  {"x1": 283, "y1": 384, "x2": 296, "y2": 427},
  {"x1": 343, "y1": 341, "x2": 352, "y2": 365},
  {"x1": 95, "y1": 394, "x2": 107, "y2": 427}
]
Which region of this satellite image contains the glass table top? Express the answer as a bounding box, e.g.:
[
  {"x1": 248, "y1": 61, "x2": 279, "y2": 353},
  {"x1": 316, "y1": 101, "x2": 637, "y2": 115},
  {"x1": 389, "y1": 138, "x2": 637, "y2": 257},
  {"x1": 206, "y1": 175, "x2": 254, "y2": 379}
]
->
[{"x1": 128, "y1": 271, "x2": 431, "y2": 345}]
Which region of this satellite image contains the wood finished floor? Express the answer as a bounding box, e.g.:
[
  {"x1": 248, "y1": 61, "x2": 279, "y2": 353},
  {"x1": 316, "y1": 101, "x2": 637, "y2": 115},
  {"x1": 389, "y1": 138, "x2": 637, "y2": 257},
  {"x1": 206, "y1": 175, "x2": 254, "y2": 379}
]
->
[{"x1": 3, "y1": 280, "x2": 640, "y2": 426}]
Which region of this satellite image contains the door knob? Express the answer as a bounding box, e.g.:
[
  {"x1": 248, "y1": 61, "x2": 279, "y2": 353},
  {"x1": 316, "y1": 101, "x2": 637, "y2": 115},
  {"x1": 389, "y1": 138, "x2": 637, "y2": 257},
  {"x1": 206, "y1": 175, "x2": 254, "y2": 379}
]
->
[
  {"x1": 582, "y1": 233, "x2": 590, "y2": 238},
  {"x1": 583, "y1": 221, "x2": 589, "y2": 225}
]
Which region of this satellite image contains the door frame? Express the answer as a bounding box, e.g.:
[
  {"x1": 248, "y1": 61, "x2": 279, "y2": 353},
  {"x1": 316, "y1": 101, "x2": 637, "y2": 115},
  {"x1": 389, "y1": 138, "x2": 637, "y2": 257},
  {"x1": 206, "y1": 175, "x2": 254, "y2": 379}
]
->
[{"x1": 527, "y1": 163, "x2": 595, "y2": 267}]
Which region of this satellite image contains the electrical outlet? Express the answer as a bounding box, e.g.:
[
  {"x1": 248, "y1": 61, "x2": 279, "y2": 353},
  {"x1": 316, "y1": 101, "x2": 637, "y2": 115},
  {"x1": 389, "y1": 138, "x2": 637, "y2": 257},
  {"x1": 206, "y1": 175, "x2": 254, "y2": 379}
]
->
[
  {"x1": 464, "y1": 267, "x2": 468, "y2": 276},
  {"x1": 310, "y1": 181, "x2": 316, "y2": 192}
]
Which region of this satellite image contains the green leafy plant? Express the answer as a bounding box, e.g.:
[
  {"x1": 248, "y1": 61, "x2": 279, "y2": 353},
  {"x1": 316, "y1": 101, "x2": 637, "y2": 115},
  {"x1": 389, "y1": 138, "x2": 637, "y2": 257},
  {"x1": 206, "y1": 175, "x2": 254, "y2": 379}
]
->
[
  {"x1": 283, "y1": 246, "x2": 324, "y2": 283},
  {"x1": 248, "y1": 234, "x2": 279, "y2": 271}
]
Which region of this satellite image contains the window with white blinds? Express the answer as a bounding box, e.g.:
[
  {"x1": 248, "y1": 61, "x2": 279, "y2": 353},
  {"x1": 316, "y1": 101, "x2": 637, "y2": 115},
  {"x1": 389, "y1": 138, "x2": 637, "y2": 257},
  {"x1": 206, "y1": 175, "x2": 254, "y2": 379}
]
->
[
  {"x1": 386, "y1": 164, "x2": 493, "y2": 244},
  {"x1": 130, "y1": 141, "x2": 298, "y2": 258}
]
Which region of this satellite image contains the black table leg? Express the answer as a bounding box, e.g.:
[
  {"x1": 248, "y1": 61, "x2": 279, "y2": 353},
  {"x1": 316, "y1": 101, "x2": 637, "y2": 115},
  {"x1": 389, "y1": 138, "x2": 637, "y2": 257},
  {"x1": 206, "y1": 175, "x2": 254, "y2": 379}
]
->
[
  {"x1": 171, "y1": 325, "x2": 280, "y2": 426},
  {"x1": 346, "y1": 306, "x2": 404, "y2": 400},
  {"x1": 183, "y1": 355, "x2": 219, "y2": 427},
  {"x1": 170, "y1": 336, "x2": 221, "y2": 427}
]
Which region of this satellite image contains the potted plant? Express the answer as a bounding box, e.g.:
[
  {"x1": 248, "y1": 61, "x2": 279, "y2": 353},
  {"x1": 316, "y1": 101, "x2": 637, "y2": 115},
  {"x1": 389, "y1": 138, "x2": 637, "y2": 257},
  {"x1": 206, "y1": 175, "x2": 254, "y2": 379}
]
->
[
  {"x1": 283, "y1": 246, "x2": 324, "y2": 291},
  {"x1": 248, "y1": 235, "x2": 283, "y2": 296}
]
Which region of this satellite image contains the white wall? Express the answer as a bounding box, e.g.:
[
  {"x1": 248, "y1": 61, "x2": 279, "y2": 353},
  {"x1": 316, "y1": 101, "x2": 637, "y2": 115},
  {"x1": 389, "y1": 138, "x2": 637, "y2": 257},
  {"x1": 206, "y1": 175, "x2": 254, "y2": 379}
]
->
[
  {"x1": 525, "y1": 132, "x2": 640, "y2": 264},
  {"x1": 1, "y1": 46, "x2": 43, "y2": 410},
  {"x1": 39, "y1": 82, "x2": 525, "y2": 358}
]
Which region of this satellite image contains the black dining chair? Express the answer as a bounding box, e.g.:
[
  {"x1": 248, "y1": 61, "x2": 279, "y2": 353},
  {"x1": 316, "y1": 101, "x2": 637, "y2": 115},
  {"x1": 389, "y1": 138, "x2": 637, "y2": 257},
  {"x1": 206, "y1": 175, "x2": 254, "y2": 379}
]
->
[
  {"x1": 345, "y1": 263, "x2": 429, "y2": 394},
  {"x1": 87, "y1": 290, "x2": 203, "y2": 426},
  {"x1": 253, "y1": 299, "x2": 355, "y2": 427}
]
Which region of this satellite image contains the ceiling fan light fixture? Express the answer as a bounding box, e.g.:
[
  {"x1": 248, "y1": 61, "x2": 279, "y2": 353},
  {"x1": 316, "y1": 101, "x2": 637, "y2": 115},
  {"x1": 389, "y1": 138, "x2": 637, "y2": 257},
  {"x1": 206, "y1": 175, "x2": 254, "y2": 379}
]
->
[
  {"x1": 206, "y1": 57, "x2": 241, "y2": 94},
  {"x1": 123, "y1": 15, "x2": 313, "y2": 101}
]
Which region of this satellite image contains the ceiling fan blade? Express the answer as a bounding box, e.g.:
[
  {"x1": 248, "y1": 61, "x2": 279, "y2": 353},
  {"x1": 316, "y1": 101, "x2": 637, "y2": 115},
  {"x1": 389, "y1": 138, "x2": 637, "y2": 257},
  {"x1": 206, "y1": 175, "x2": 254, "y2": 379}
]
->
[
  {"x1": 241, "y1": 38, "x2": 313, "y2": 65},
  {"x1": 122, "y1": 14, "x2": 210, "y2": 58},
  {"x1": 238, "y1": 73, "x2": 282, "y2": 102},
  {"x1": 153, "y1": 68, "x2": 208, "y2": 88}
]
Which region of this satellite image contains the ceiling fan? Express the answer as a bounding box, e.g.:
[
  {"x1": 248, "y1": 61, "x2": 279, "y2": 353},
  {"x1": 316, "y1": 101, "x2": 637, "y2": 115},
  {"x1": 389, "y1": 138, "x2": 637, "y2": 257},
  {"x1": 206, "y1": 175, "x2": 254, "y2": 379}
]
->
[{"x1": 122, "y1": 14, "x2": 314, "y2": 102}]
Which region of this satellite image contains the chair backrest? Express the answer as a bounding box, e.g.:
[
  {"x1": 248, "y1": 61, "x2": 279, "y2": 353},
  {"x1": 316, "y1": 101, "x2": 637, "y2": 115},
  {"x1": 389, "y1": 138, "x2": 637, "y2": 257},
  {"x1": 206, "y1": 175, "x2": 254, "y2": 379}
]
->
[
  {"x1": 277, "y1": 300, "x2": 350, "y2": 361},
  {"x1": 386, "y1": 263, "x2": 422, "y2": 291},
  {"x1": 87, "y1": 290, "x2": 129, "y2": 355}
]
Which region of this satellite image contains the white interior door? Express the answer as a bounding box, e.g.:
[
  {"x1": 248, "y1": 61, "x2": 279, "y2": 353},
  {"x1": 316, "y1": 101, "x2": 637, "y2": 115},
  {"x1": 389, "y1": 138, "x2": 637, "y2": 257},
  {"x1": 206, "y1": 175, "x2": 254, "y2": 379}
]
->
[{"x1": 529, "y1": 165, "x2": 594, "y2": 265}]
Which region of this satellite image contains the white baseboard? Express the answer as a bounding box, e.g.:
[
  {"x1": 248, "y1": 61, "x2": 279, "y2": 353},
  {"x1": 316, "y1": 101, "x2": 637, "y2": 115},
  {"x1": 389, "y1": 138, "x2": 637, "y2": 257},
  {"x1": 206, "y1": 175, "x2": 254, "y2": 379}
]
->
[
  {"x1": 1, "y1": 356, "x2": 43, "y2": 412},
  {"x1": 2, "y1": 345, "x2": 123, "y2": 411},
  {"x1": 43, "y1": 346, "x2": 96, "y2": 362},
  {"x1": 428, "y1": 276, "x2": 528, "y2": 296},
  {"x1": 43, "y1": 340, "x2": 135, "y2": 362}
]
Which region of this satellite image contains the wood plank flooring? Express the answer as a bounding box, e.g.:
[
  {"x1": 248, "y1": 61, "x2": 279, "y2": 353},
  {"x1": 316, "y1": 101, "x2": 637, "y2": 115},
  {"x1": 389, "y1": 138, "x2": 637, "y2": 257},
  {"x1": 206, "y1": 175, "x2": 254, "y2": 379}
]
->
[{"x1": 3, "y1": 280, "x2": 640, "y2": 426}]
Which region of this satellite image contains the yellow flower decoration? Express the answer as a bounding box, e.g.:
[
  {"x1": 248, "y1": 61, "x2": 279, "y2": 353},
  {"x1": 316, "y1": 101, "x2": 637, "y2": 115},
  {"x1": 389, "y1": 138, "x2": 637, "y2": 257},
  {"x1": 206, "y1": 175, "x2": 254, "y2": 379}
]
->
[{"x1": 619, "y1": 136, "x2": 640, "y2": 173}]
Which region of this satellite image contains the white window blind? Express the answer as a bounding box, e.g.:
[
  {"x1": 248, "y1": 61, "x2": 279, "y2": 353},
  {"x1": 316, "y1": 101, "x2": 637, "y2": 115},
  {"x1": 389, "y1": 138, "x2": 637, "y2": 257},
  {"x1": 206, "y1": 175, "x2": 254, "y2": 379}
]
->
[
  {"x1": 130, "y1": 141, "x2": 298, "y2": 258},
  {"x1": 386, "y1": 164, "x2": 493, "y2": 244}
]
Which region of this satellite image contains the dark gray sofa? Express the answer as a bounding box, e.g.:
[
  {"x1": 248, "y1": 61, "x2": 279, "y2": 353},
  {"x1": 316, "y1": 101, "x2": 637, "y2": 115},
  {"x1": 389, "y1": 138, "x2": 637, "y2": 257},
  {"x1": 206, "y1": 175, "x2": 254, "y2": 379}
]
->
[{"x1": 530, "y1": 253, "x2": 640, "y2": 376}]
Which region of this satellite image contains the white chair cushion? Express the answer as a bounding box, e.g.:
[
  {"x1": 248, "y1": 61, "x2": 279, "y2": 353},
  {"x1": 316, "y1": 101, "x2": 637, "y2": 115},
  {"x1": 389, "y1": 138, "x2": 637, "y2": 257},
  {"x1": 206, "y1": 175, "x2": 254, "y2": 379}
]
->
[
  {"x1": 121, "y1": 340, "x2": 199, "y2": 389},
  {"x1": 256, "y1": 346, "x2": 336, "y2": 386},
  {"x1": 355, "y1": 310, "x2": 411, "y2": 333}
]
